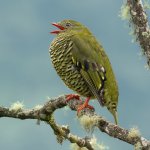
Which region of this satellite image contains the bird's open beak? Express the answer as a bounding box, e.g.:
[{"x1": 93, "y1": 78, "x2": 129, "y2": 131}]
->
[{"x1": 50, "y1": 23, "x2": 65, "y2": 34}]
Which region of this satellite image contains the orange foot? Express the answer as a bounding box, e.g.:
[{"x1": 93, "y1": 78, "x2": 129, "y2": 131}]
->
[
  {"x1": 77, "y1": 97, "x2": 94, "y2": 114},
  {"x1": 66, "y1": 94, "x2": 81, "y2": 102}
]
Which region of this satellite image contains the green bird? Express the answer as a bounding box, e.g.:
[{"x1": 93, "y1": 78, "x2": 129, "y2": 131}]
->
[{"x1": 49, "y1": 20, "x2": 119, "y2": 124}]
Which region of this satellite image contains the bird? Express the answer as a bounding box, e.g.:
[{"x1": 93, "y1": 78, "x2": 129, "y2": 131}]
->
[{"x1": 49, "y1": 20, "x2": 119, "y2": 124}]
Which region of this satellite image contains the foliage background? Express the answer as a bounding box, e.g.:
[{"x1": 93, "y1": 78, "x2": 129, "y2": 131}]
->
[{"x1": 0, "y1": 0, "x2": 150, "y2": 149}]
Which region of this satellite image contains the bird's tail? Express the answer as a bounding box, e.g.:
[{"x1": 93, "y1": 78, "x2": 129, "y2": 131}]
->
[
  {"x1": 112, "y1": 110, "x2": 118, "y2": 125},
  {"x1": 97, "y1": 97, "x2": 105, "y2": 106}
]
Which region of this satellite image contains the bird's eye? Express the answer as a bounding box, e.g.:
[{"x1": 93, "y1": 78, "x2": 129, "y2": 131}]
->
[{"x1": 66, "y1": 22, "x2": 71, "y2": 27}]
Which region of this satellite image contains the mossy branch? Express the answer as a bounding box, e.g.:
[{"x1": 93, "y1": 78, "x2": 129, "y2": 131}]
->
[
  {"x1": 0, "y1": 95, "x2": 150, "y2": 150},
  {"x1": 122, "y1": 0, "x2": 150, "y2": 68}
]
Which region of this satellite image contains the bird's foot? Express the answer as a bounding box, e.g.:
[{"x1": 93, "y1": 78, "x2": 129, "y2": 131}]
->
[
  {"x1": 77, "y1": 97, "x2": 94, "y2": 114},
  {"x1": 66, "y1": 94, "x2": 81, "y2": 102}
]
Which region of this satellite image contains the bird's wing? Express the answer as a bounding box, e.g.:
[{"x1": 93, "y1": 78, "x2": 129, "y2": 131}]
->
[{"x1": 71, "y1": 34, "x2": 106, "y2": 106}]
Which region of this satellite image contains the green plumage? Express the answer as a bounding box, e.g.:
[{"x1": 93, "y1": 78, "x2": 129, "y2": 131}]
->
[{"x1": 49, "y1": 20, "x2": 119, "y2": 124}]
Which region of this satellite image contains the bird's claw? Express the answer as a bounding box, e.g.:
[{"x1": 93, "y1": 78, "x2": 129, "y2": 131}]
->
[
  {"x1": 77, "y1": 97, "x2": 94, "y2": 114},
  {"x1": 66, "y1": 94, "x2": 81, "y2": 102},
  {"x1": 77, "y1": 104, "x2": 94, "y2": 114}
]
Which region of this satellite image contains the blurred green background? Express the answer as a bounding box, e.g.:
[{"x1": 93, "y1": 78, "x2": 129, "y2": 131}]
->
[{"x1": 0, "y1": 0, "x2": 150, "y2": 150}]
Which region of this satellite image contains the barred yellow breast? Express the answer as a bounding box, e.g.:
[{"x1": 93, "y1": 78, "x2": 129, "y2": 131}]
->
[{"x1": 49, "y1": 34, "x2": 94, "y2": 98}]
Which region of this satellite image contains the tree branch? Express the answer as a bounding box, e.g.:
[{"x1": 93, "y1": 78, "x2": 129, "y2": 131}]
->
[
  {"x1": 126, "y1": 0, "x2": 150, "y2": 68},
  {"x1": 0, "y1": 95, "x2": 150, "y2": 150}
]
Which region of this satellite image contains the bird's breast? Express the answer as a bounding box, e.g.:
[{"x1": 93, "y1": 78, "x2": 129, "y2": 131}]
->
[{"x1": 49, "y1": 36, "x2": 93, "y2": 97}]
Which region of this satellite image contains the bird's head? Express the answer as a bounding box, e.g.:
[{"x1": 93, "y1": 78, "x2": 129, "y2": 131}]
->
[{"x1": 50, "y1": 20, "x2": 86, "y2": 35}]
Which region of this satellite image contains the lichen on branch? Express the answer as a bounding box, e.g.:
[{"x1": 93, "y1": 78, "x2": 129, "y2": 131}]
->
[{"x1": 120, "y1": 0, "x2": 150, "y2": 68}]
